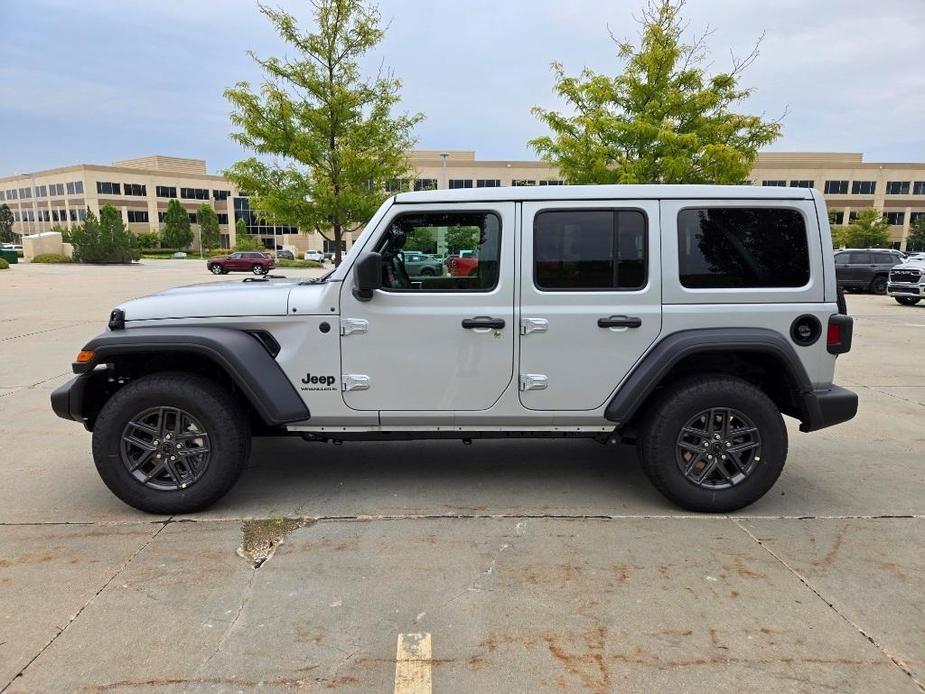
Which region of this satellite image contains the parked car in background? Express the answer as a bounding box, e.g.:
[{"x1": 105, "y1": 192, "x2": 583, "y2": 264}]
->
[
  {"x1": 400, "y1": 251, "x2": 444, "y2": 276},
  {"x1": 276, "y1": 249, "x2": 295, "y2": 261},
  {"x1": 206, "y1": 251, "x2": 275, "y2": 275},
  {"x1": 887, "y1": 257, "x2": 925, "y2": 305},
  {"x1": 834, "y1": 249, "x2": 904, "y2": 294},
  {"x1": 445, "y1": 250, "x2": 479, "y2": 277},
  {"x1": 304, "y1": 250, "x2": 327, "y2": 263}
]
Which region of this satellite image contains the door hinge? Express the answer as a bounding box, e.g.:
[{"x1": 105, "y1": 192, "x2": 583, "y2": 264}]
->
[
  {"x1": 519, "y1": 374, "x2": 549, "y2": 391},
  {"x1": 342, "y1": 374, "x2": 370, "y2": 392},
  {"x1": 520, "y1": 318, "x2": 549, "y2": 335},
  {"x1": 340, "y1": 318, "x2": 368, "y2": 336}
]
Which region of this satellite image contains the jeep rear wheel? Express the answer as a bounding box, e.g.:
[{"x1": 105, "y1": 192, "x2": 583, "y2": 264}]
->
[
  {"x1": 92, "y1": 372, "x2": 250, "y2": 514},
  {"x1": 637, "y1": 375, "x2": 787, "y2": 513},
  {"x1": 895, "y1": 296, "x2": 921, "y2": 306},
  {"x1": 871, "y1": 276, "x2": 888, "y2": 294}
]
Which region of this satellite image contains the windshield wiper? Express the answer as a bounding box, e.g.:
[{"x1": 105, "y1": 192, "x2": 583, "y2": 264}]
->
[{"x1": 300, "y1": 267, "x2": 337, "y2": 285}]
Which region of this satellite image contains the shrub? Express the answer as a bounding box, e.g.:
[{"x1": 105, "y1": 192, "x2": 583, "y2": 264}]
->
[
  {"x1": 0, "y1": 258, "x2": 8, "y2": 269},
  {"x1": 32, "y1": 253, "x2": 73, "y2": 264},
  {"x1": 233, "y1": 234, "x2": 263, "y2": 251},
  {"x1": 276, "y1": 258, "x2": 323, "y2": 268},
  {"x1": 136, "y1": 232, "x2": 161, "y2": 249},
  {"x1": 70, "y1": 206, "x2": 137, "y2": 264}
]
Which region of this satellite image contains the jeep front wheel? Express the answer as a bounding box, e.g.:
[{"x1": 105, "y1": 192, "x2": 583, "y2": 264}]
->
[
  {"x1": 895, "y1": 296, "x2": 921, "y2": 306},
  {"x1": 92, "y1": 372, "x2": 250, "y2": 514},
  {"x1": 637, "y1": 375, "x2": 787, "y2": 513}
]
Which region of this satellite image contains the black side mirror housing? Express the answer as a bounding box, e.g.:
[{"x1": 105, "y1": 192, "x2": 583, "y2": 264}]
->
[{"x1": 352, "y1": 251, "x2": 382, "y2": 302}]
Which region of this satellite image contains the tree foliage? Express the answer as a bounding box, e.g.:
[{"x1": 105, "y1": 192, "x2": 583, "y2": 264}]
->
[
  {"x1": 907, "y1": 216, "x2": 925, "y2": 252},
  {"x1": 69, "y1": 206, "x2": 137, "y2": 264},
  {"x1": 197, "y1": 204, "x2": 221, "y2": 250},
  {"x1": 530, "y1": 0, "x2": 782, "y2": 184},
  {"x1": 161, "y1": 199, "x2": 193, "y2": 249},
  {"x1": 844, "y1": 208, "x2": 891, "y2": 248},
  {"x1": 224, "y1": 0, "x2": 423, "y2": 265},
  {"x1": 0, "y1": 204, "x2": 13, "y2": 243},
  {"x1": 234, "y1": 232, "x2": 263, "y2": 251}
]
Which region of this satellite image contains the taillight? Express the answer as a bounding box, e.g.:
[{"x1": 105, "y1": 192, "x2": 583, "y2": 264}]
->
[
  {"x1": 827, "y1": 314, "x2": 853, "y2": 355},
  {"x1": 827, "y1": 323, "x2": 841, "y2": 346}
]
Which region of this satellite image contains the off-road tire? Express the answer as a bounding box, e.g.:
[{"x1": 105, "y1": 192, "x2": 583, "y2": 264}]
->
[
  {"x1": 871, "y1": 276, "x2": 888, "y2": 294},
  {"x1": 92, "y1": 372, "x2": 250, "y2": 514},
  {"x1": 895, "y1": 296, "x2": 921, "y2": 306},
  {"x1": 637, "y1": 374, "x2": 788, "y2": 513}
]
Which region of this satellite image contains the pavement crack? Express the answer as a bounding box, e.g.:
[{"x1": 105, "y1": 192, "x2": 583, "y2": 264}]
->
[
  {"x1": 733, "y1": 519, "x2": 925, "y2": 692},
  {"x1": 0, "y1": 518, "x2": 172, "y2": 693},
  {"x1": 196, "y1": 567, "x2": 258, "y2": 674}
]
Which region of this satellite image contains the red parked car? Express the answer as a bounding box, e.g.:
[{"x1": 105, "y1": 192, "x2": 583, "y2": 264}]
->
[
  {"x1": 207, "y1": 252, "x2": 276, "y2": 276},
  {"x1": 444, "y1": 252, "x2": 479, "y2": 277}
]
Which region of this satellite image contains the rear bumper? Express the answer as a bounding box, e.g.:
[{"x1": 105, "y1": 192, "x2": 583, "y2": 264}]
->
[{"x1": 799, "y1": 385, "x2": 858, "y2": 432}]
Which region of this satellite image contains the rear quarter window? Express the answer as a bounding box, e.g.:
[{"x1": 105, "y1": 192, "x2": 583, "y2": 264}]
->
[{"x1": 677, "y1": 207, "x2": 810, "y2": 288}]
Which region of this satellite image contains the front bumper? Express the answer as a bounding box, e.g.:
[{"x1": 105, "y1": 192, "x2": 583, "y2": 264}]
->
[
  {"x1": 887, "y1": 283, "x2": 923, "y2": 297},
  {"x1": 51, "y1": 373, "x2": 91, "y2": 426},
  {"x1": 799, "y1": 385, "x2": 858, "y2": 432}
]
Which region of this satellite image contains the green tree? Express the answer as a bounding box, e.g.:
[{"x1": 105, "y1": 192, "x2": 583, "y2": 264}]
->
[
  {"x1": 445, "y1": 226, "x2": 480, "y2": 255},
  {"x1": 907, "y1": 216, "x2": 925, "y2": 252},
  {"x1": 161, "y1": 199, "x2": 193, "y2": 249},
  {"x1": 530, "y1": 0, "x2": 782, "y2": 184},
  {"x1": 224, "y1": 0, "x2": 423, "y2": 265},
  {"x1": 69, "y1": 206, "x2": 136, "y2": 264},
  {"x1": 0, "y1": 204, "x2": 15, "y2": 243},
  {"x1": 197, "y1": 204, "x2": 221, "y2": 251},
  {"x1": 844, "y1": 208, "x2": 891, "y2": 248},
  {"x1": 234, "y1": 233, "x2": 263, "y2": 251}
]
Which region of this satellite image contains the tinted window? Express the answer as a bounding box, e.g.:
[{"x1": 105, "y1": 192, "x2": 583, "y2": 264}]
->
[
  {"x1": 873, "y1": 253, "x2": 897, "y2": 264},
  {"x1": 534, "y1": 210, "x2": 646, "y2": 290},
  {"x1": 677, "y1": 208, "x2": 810, "y2": 288},
  {"x1": 834, "y1": 253, "x2": 849, "y2": 265},
  {"x1": 848, "y1": 252, "x2": 870, "y2": 264}
]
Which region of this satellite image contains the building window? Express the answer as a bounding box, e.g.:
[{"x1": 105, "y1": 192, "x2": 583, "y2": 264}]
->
[
  {"x1": 886, "y1": 181, "x2": 910, "y2": 195},
  {"x1": 41, "y1": 210, "x2": 50, "y2": 222},
  {"x1": 512, "y1": 179, "x2": 536, "y2": 186},
  {"x1": 534, "y1": 209, "x2": 647, "y2": 291},
  {"x1": 677, "y1": 207, "x2": 810, "y2": 288},
  {"x1": 830, "y1": 211, "x2": 844, "y2": 225},
  {"x1": 851, "y1": 180, "x2": 876, "y2": 195},
  {"x1": 789, "y1": 180, "x2": 814, "y2": 188},
  {"x1": 761, "y1": 180, "x2": 786, "y2": 187},
  {"x1": 216, "y1": 213, "x2": 229, "y2": 224},
  {"x1": 476, "y1": 179, "x2": 500, "y2": 188},
  {"x1": 212, "y1": 189, "x2": 230, "y2": 200},
  {"x1": 124, "y1": 183, "x2": 147, "y2": 196},
  {"x1": 911, "y1": 182, "x2": 925, "y2": 195},
  {"x1": 188, "y1": 213, "x2": 198, "y2": 224},
  {"x1": 0, "y1": 191, "x2": 4, "y2": 201},
  {"x1": 910, "y1": 212, "x2": 925, "y2": 225},
  {"x1": 157, "y1": 212, "x2": 166, "y2": 223},
  {"x1": 385, "y1": 179, "x2": 409, "y2": 193},
  {"x1": 413, "y1": 178, "x2": 438, "y2": 191},
  {"x1": 69, "y1": 210, "x2": 77, "y2": 221},
  {"x1": 49, "y1": 183, "x2": 64, "y2": 196},
  {"x1": 824, "y1": 180, "x2": 849, "y2": 195},
  {"x1": 13, "y1": 211, "x2": 20, "y2": 221},
  {"x1": 180, "y1": 187, "x2": 209, "y2": 200},
  {"x1": 127, "y1": 210, "x2": 149, "y2": 223},
  {"x1": 96, "y1": 181, "x2": 121, "y2": 195},
  {"x1": 156, "y1": 185, "x2": 177, "y2": 198},
  {"x1": 849, "y1": 211, "x2": 860, "y2": 222},
  {"x1": 33, "y1": 185, "x2": 47, "y2": 197},
  {"x1": 323, "y1": 239, "x2": 347, "y2": 253},
  {"x1": 19, "y1": 187, "x2": 32, "y2": 198},
  {"x1": 66, "y1": 181, "x2": 84, "y2": 195},
  {"x1": 539, "y1": 179, "x2": 564, "y2": 186},
  {"x1": 8, "y1": 189, "x2": 17, "y2": 200},
  {"x1": 448, "y1": 179, "x2": 473, "y2": 189},
  {"x1": 884, "y1": 212, "x2": 905, "y2": 225},
  {"x1": 51, "y1": 210, "x2": 59, "y2": 222}
]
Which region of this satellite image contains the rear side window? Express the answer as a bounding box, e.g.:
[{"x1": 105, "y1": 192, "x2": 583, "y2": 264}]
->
[
  {"x1": 677, "y1": 208, "x2": 810, "y2": 288},
  {"x1": 534, "y1": 210, "x2": 647, "y2": 290}
]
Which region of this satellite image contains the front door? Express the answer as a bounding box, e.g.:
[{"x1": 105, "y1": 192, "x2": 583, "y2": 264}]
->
[
  {"x1": 518, "y1": 200, "x2": 662, "y2": 410},
  {"x1": 339, "y1": 202, "x2": 516, "y2": 411}
]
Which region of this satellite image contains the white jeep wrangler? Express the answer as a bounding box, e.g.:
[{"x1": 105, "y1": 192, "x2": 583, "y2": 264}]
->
[{"x1": 52, "y1": 185, "x2": 857, "y2": 514}]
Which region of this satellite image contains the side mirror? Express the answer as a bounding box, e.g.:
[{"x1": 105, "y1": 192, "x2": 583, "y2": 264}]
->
[{"x1": 352, "y1": 251, "x2": 382, "y2": 302}]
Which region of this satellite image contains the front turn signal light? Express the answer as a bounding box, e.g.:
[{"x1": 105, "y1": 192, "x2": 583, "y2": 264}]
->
[{"x1": 75, "y1": 350, "x2": 95, "y2": 364}]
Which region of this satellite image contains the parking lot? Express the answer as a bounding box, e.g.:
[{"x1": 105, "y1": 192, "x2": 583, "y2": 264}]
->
[{"x1": 0, "y1": 260, "x2": 923, "y2": 692}]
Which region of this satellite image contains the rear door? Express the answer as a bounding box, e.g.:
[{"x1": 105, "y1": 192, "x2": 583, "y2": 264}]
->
[{"x1": 518, "y1": 200, "x2": 662, "y2": 410}]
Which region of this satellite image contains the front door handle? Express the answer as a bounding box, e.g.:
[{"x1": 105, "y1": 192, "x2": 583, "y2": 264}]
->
[
  {"x1": 462, "y1": 316, "x2": 506, "y2": 330},
  {"x1": 598, "y1": 315, "x2": 642, "y2": 329}
]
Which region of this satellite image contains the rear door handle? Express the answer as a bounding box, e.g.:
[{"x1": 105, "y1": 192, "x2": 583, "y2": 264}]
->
[
  {"x1": 598, "y1": 315, "x2": 642, "y2": 329},
  {"x1": 462, "y1": 316, "x2": 506, "y2": 330}
]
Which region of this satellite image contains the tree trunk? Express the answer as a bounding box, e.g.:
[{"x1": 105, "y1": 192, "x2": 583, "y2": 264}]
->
[{"x1": 333, "y1": 223, "x2": 342, "y2": 266}]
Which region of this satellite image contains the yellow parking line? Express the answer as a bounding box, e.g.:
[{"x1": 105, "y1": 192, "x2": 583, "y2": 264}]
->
[{"x1": 394, "y1": 632, "x2": 432, "y2": 694}]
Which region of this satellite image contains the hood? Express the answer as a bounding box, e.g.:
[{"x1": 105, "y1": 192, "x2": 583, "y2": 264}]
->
[
  {"x1": 118, "y1": 279, "x2": 301, "y2": 322},
  {"x1": 896, "y1": 259, "x2": 925, "y2": 269}
]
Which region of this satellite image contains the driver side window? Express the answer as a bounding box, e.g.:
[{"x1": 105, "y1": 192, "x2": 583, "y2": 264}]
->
[{"x1": 375, "y1": 211, "x2": 502, "y2": 291}]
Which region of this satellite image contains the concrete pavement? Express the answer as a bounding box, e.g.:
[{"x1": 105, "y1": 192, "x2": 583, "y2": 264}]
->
[{"x1": 0, "y1": 261, "x2": 923, "y2": 692}]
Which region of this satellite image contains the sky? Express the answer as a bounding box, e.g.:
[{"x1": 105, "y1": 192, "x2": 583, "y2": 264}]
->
[{"x1": 0, "y1": 0, "x2": 923, "y2": 177}]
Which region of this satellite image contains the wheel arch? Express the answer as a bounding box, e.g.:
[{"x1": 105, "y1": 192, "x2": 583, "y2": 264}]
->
[
  {"x1": 606, "y1": 328, "x2": 813, "y2": 432},
  {"x1": 52, "y1": 327, "x2": 310, "y2": 431}
]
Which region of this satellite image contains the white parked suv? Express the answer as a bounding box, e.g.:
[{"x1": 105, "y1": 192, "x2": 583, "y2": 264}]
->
[
  {"x1": 304, "y1": 249, "x2": 326, "y2": 263},
  {"x1": 52, "y1": 185, "x2": 856, "y2": 514}
]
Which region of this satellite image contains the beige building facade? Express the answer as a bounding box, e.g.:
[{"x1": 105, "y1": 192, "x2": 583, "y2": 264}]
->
[{"x1": 3, "y1": 150, "x2": 923, "y2": 252}]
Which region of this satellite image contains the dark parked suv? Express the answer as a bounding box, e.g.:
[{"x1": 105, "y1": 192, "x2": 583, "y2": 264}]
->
[
  {"x1": 207, "y1": 251, "x2": 276, "y2": 275},
  {"x1": 834, "y1": 249, "x2": 904, "y2": 294}
]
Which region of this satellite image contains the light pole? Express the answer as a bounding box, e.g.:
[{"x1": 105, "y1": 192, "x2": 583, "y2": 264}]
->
[
  {"x1": 440, "y1": 152, "x2": 449, "y2": 189},
  {"x1": 20, "y1": 173, "x2": 41, "y2": 235}
]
